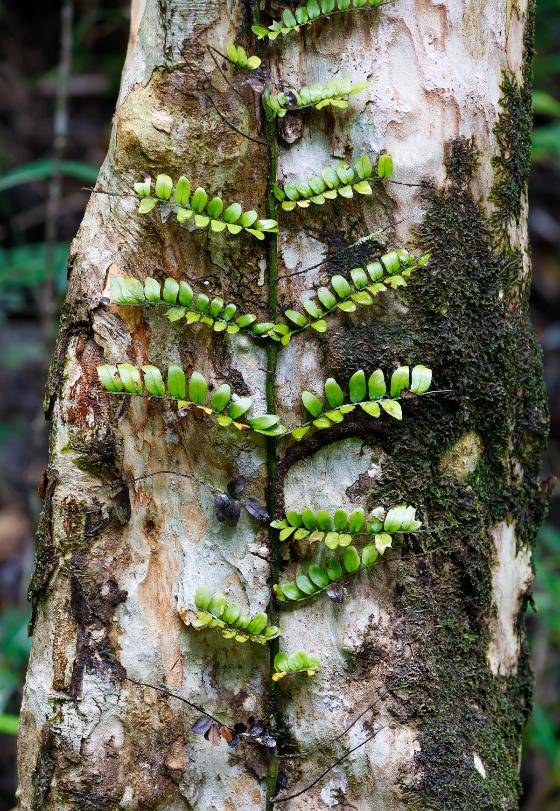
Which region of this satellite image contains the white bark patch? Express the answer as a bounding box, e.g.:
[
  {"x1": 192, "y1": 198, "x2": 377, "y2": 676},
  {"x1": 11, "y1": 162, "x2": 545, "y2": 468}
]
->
[
  {"x1": 487, "y1": 522, "x2": 532, "y2": 676},
  {"x1": 283, "y1": 438, "x2": 382, "y2": 512}
]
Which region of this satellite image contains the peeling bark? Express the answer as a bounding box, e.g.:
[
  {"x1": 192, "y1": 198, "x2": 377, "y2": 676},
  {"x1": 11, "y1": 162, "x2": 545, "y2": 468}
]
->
[{"x1": 18, "y1": 1, "x2": 547, "y2": 810}]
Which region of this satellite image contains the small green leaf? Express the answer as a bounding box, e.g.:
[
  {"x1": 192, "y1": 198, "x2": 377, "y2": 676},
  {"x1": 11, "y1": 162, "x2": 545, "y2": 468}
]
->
[
  {"x1": 354, "y1": 155, "x2": 373, "y2": 179},
  {"x1": 247, "y1": 613, "x2": 268, "y2": 636},
  {"x1": 191, "y1": 187, "x2": 208, "y2": 213},
  {"x1": 155, "y1": 174, "x2": 173, "y2": 200},
  {"x1": 302, "y1": 390, "x2": 324, "y2": 418},
  {"x1": 362, "y1": 544, "x2": 378, "y2": 567},
  {"x1": 173, "y1": 176, "x2": 190, "y2": 206},
  {"x1": 324, "y1": 378, "x2": 344, "y2": 408},
  {"x1": 142, "y1": 365, "x2": 165, "y2": 397},
  {"x1": 325, "y1": 557, "x2": 343, "y2": 580},
  {"x1": 349, "y1": 369, "x2": 366, "y2": 402},
  {"x1": 381, "y1": 251, "x2": 401, "y2": 274},
  {"x1": 178, "y1": 281, "x2": 193, "y2": 306},
  {"x1": 274, "y1": 652, "x2": 290, "y2": 672},
  {"x1": 368, "y1": 369, "x2": 386, "y2": 399},
  {"x1": 282, "y1": 583, "x2": 304, "y2": 601},
  {"x1": 97, "y1": 364, "x2": 123, "y2": 393},
  {"x1": 208, "y1": 592, "x2": 227, "y2": 617},
  {"x1": 301, "y1": 508, "x2": 317, "y2": 530},
  {"x1": 353, "y1": 180, "x2": 372, "y2": 195},
  {"x1": 390, "y1": 366, "x2": 410, "y2": 397},
  {"x1": 348, "y1": 508, "x2": 365, "y2": 533},
  {"x1": 316, "y1": 510, "x2": 332, "y2": 531},
  {"x1": 324, "y1": 532, "x2": 340, "y2": 549},
  {"x1": 163, "y1": 278, "x2": 180, "y2": 304},
  {"x1": 210, "y1": 384, "x2": 231, "y2": 413},
  {"x1": 343, "y1": 545, "x2": 361, "y2": 573},
  {"x1": 331, "y1": 275, "x2": 352, "y2": 299},
  {"x1": 117, "y1": 363, "x2": 142, "y2": 394},
  {"x1": 195, "y1": 585, "x2": 213, "y2": 610},
  {"x1": 228, "y1": 397, "x2": 252, "y2": 419},
  {"x1": 285, "y1": 309, "x2": 307, "y2": 327},
  {"x1": 247, "y1": 414, "x2": 280, "y2": 431},
  {"x1": 167, "y1": 365, "x2": 186, "y2": 400},
  {"x1": 286, "y1": 511, "x2": 303, "y2": 528},
  {"x1": 308, "y1": 564, "x2": 330, "y2": 588},
  {"x1": 377, "y1": 154, "x2": 394, "y2": 178},
  {"x1": 292, "y1": 426, "x2": 311, "y2": 441},
  {"x1": 360, "y1": 401, "x2": 381, "y2": 417},
  {"x1": 246, "y1": 55, "x2": 262, "y2": 70},
  {"x1": 240, "y1": 210, "x2": 258, "y2": 227},
  {"x1": 138, "y1": 197, "x2": 157, "y2": 214},
  {"x1": 334, "y1": 509, "x2": 348, "y2": 531},
  {"x1": 223, "y1": 202, "x2": 242, "y2": 223},
  {"x1": 410, "y1": 364, "x2": 432, "y2": 395},
  {"x1": 189, "y1": 371, "x2": 208, "y2": 405},
  {"x1": 350, "y1": 267, "x2": 369, "y2": 289},
  {"x1": 317, "y1": 287, "x2": 337, "y2": 309},
  {"x1": 375, "y1": 533, "x2": 393, "y2": 553},
  {"x1": 380, "y1": 400, "x2": 402, "y2": 420},
  {"x1": 207, "y1": 197, "x2": 224, "y2": 218},
  {"x1": 296, "y1": 574, "x2": 317, "y2": 595}
]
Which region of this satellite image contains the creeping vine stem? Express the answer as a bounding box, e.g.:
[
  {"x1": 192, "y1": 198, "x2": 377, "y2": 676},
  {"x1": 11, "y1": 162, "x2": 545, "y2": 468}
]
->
[{"x1": 254, "y1": 6, "x2": 282, "y2": 805}]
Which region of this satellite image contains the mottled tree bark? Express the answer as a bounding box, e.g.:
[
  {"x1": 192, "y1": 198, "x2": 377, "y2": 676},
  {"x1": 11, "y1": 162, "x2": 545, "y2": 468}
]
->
[{"x1": 18, "y1": 0, "x2": 547, "y2": 810}]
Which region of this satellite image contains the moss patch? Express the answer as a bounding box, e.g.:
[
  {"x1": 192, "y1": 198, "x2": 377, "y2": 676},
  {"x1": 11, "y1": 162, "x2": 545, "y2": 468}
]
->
[{"x1": 319, "y1": 132, "x2": 547, "y2": 809}]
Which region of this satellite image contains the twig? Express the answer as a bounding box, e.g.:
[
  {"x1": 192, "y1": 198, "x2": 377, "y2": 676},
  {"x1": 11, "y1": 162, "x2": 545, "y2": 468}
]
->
[
  {"x1": 88, "y1": 468, "x2": 222, "y2": 495},
  {"x1": 206, "y1": 46, "x2": 246, "y2": 102},
  {"x1": 277, "y1": 216, "x2": 416, "y2": 282},
  {"x1": 272, "y1": 725, "x2": 386, "y2": 803},
  {"x1": 124, "y1": 677, "x2": 234, "y2": 731},
  {"x1": 179, "y1": 59, "x2": 269, "y2": 147}
]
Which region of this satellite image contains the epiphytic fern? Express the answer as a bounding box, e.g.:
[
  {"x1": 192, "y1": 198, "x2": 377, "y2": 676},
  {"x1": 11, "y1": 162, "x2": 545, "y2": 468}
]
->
[{"x1": 133, "y1": 175, "x2": 278, "y2": 240}]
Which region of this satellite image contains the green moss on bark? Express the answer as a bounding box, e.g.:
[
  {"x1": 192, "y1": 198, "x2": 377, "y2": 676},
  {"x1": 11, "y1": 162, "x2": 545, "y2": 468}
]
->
[{"x1": 320, "y1": 132, "x2": 547, "y2": 808}]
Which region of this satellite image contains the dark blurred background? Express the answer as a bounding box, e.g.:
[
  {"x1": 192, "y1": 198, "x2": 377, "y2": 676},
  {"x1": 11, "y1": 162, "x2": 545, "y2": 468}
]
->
[{"x1": 0, "y1": 1, "x2": 558, "y2": 808}]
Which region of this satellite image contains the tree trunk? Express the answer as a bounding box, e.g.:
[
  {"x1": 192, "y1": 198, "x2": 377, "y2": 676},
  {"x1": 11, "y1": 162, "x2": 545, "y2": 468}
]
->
[{"x1": 17, "y1": 0, "x2": 548, "y2": 809}]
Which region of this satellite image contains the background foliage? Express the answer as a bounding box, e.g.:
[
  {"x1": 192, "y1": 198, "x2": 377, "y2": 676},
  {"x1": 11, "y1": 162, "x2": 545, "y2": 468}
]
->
[{"x1": 0, "y1": 1, "x2": 558, "y2": 808}]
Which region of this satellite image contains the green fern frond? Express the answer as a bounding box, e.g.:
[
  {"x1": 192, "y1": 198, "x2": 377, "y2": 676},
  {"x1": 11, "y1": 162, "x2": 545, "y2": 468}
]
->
[
  {"x1": 225, "y1": 43, "x2": 261, "y2": 70},
  {"x1": 96, "y1": 363, "x2": 286, "y2": 436},
  {"x1": 271, "y1": 504, "x2": 421, "y2": 548},
  {"x1": 272, "y1": 650, "x2": 321, "y2": 680},
  {"x1": 274, "y1": 154, "x2": 391, "y2": 211},
  {"x1": 273, "y1": 543, "x2": 382, "y2": 604},
  {"x1": 252, "y1": 0, "x2": 383, "y2": 40},
  {"x1": 133, "y1": 174, "x2": 278, "y2": 240},
  {"x1": 179, "y1": 586, "x2": 281, "y2": 644},
  {"x1": 291, "y1": 364, "x2": 433, "y2": 440},
  {"x1": 106, "y1": 249, "x2": 428, "y2": 345},
  {"x1": 263, "y1": 77, "x2": 368, "y2": 118}
]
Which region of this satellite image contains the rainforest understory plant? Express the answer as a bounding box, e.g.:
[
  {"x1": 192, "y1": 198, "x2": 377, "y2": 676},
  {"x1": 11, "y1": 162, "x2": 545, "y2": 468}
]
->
[
  {"x1": 18, "y1": 0, "x2": 546, "y2": 807},
  {"x1": 89, "y1": 1, "x2": 444, "y2": 802}
]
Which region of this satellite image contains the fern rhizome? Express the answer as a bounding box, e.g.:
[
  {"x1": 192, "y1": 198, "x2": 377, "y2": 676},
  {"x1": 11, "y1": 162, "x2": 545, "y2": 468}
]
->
[{"x1": 92, "y1": 0, "x2": 444, "y2": 803}]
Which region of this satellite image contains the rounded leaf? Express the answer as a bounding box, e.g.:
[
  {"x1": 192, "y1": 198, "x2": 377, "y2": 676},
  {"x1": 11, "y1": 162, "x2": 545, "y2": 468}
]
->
[
  {"x1": 326, "y1": 557, "x2": 343, "y2": 580},
  {"x1": 349, "y1": 369, "x2": 366, "y2": 403},
  {"x1": 308, "y1": 564, "x2": 330, "y2": 588},
  {"x1": 194, "y1": 585, "x2": 213, "y2": 610},
  {"x1": 362, "y1": 544, "x2": 379, "y2": 567},
  {"x1": 188, "y1": 371, "x2": 208, "y2": 405},
  {"x1": 301, "y1": 390, "x2": 323, "y2": 418},
  {"x1": 296, "y1": 574, "x2": 317, "y2": 595},
  {"x1": 343, "y1": 545, "x2": 361, "y2": 574},
  {"x1": 210, "y1": 384, "x2": 231, "y2": 413},
  {"x1": 274, "y1": 652, "x2": 290, "y2": 673}
]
